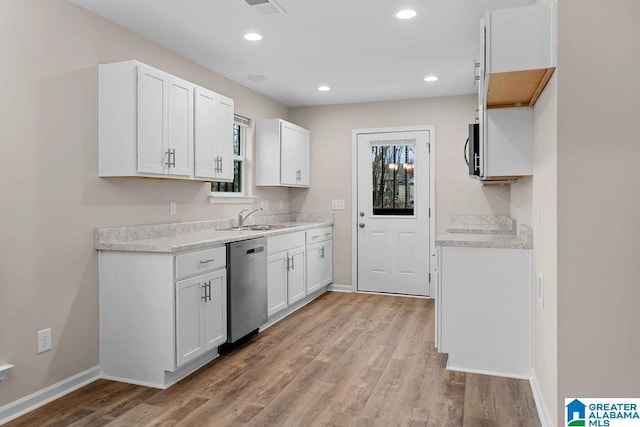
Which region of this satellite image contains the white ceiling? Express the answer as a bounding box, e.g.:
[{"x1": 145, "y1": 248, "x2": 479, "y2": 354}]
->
[{"x1": 69, "y1": 0, "x2": 533, "y2": 108}]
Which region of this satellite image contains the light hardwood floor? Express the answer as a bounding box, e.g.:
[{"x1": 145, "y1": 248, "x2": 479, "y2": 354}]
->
[{"x1": 7, "y1": 292, "x2": 540, "y2": 426}]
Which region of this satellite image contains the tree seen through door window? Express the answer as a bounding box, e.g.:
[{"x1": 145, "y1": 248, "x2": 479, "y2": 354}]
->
[{"x1": 371, "y1": 144, "x2": 415, "y2": 215}]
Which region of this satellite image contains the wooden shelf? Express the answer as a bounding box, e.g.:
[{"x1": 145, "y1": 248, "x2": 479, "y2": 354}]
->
[{"x1": 486, "y1": 67, "x2": 555, "y2": 109}]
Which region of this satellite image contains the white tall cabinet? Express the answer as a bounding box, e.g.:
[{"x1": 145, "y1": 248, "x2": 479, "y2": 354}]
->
[{"x1": 256, "y1": 119, "x2": 310, "y2": 187}]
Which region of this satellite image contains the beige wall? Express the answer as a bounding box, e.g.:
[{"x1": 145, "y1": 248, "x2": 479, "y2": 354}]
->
[
  {"x1": 0, "y1": 0, "x2": 290, "y2": 406},
  {"x1": 557, "y1": 0, "x2": 640, "y2": 425},
  {"x1": 290, "y1": 96, "x2": 511, "y2": 286}
]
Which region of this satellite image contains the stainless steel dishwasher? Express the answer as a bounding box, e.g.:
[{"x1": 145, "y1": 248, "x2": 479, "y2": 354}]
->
[{"x1": 225, "y1": 237, "x2": 268, "y2": 346}]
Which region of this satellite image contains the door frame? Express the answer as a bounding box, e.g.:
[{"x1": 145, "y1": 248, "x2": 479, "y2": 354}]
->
[{"x1": 351, "y1": 125, "x2": 436, "y2": 296}]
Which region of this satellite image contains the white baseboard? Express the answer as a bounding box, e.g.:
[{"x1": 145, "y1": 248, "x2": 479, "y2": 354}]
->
[
  {"x1": 328, "y1": 283, "x2": 352, "y2": 292},
  {"x1": 529, "y1": 367, "x2": 553, "y2": 427},
  {"x1": 445, "y1": 363, "x2": 531, "y2": 381},
  {"x1": 0, "y1": 366, "x2": 100, "y2": 426}
]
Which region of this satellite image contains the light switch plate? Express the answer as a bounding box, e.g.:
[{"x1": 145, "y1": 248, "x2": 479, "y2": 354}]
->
[{"x1": 331, "y1": 199, "x2": 345, "y2": 210}]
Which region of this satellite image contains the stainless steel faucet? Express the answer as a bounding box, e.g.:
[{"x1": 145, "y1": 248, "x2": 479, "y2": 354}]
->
[{"x1": 238, "y1": 208, "x2": 262, "y2": 227}]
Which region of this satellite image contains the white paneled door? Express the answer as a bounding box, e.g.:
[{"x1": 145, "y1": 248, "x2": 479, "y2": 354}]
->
[{"x1": 356, "y1": 130, "x2": 431, "y2": 296}]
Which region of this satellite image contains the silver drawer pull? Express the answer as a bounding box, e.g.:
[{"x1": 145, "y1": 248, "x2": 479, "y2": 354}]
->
[{"x1": 199, "y1": 258, "x2": 215, "y2": 264}]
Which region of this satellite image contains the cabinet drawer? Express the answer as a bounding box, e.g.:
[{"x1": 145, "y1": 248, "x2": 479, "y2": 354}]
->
[
  {"x1": 268, "y1": 231, "x2": 305, "y2": 254},
  {"x1": 175, "y1": 246, "x2": 226, "y2": 279},
  {"x1": 306, "y1": 227, "x2": 332, "y2": 244}
]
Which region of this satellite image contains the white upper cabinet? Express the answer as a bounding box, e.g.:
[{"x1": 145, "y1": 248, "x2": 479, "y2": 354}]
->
[
  {"x1": 99, "y1": 60, "x2": 234, "y2": 182},
  {"x1": 482, "y1": 2, "x2": 556, "y2": 109},
  {"x1": 256, "y1": 119, "x2": 310, "y2": 188},
  {"x1": 194, "y1": 87, "x2": 234, "y2": 182}
]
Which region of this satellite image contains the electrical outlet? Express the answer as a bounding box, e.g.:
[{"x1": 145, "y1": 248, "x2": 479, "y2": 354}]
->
[
  {"x1": 537, "y1": 273, "x2": 544, "y2": 308},
  {"x1": 169, "y1": 201, "x2": 176, "y2": 216},
  {"x1": 37, "y1": 328, "x2": 52, "y2": 354}
]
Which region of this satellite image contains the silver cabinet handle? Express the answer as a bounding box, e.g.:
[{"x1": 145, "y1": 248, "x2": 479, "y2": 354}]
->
[
  {"x1": 201, "y1": 283, "x2": 207, "y2": 301},
  {"x1": 296, "y1": 169, "x2": 301, "y2": 180},
  {"x1": 165, "y1": 149, "x2": 176, "y2": 168},
  {"x1": 207, "y1": 281, "x2": 212, "y2": 302},
  {"x1": 218, "y1": 156, "x2": 223, "y2": 173},
  {"x1": 285, "y1": 256, "x2": 290, "y2": 271},
  {"x1": 359, "y1": 223, "x2": 365, "y2": 228},
  {"x1": 290, "y1": 256, "x2": 295, "y2": 270},
  {"x1": 199, "y1": 258, "x2": 215, "y2": 264},
  {"x1": 320, "y1": 247, "x2": 325, "y2": 258}
]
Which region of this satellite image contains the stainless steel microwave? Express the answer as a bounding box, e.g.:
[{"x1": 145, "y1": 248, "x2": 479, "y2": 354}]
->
[{"x1": 466, "y1": 123, "x2": 480, "y2": 178}]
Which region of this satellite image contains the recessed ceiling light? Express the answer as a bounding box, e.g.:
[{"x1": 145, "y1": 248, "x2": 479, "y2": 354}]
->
[
  {"x1": 244, "y1": 33, "x2": 263, "y2": 41},
  {"x1": 317, "y1": 85, "x2": 331, "y2": 92},
  {"x1": 248, "y1": 74, "x2": 266, "y2": 82},
  {"x1": 424, "y1": 75, "x2": 439, "y2": 82},
  {"x1": 396, "y1": 9, "x2": 417, "y2": 20}
]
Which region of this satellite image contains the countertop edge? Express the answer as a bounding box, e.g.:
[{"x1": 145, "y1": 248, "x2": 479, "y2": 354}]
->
[{"x1": 96, "y1": 221, "x2": 333, "y2": 253}]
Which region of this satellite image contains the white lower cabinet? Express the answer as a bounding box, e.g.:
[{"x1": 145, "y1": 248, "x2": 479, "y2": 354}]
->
[
  {"x1": 267, "y1": 252, "x2": 288, "y2": 316},
  {"x1": 437, "y1": 245, "x2": 530, "y2": 377},
  {"x1": 286, "y1": 247, "x2": 306, "y2": 304},
  {"x1": 176, "y1": 269, "x2": 226, "y2": 366},
  {"x1": 306, "y1": 227, "x2": 333, "y2": 294},
  {"x1": 99, "y1": 246, "x2": 227, "y2": 389},
  {"x1": 267, "y1": 231, "x2": 306, "y2": 318}
]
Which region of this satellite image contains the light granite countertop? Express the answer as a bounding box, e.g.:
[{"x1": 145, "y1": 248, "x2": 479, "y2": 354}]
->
[
  {"x1": 95, "y1": 213, "x2": 333, "y2": 253},
  {"x1": 436, "y1": 215, "x2": 532, "y2": 249}
]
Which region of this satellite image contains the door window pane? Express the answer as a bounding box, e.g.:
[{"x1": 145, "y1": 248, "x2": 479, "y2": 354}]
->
[{"x1": 371, "y1": 143, "x2": 415, "y2": 216}]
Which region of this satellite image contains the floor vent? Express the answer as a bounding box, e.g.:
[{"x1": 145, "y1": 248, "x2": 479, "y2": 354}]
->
[{"x1": 243, "y1": 0, "x2": 286, "y2": 16}]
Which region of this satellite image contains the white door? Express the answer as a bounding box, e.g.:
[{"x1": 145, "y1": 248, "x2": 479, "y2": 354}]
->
[
  {"x1": 203, "y1": 270, "x2": 227, "y2": 351},
  {"x1": 287, "y1": 247, "x2": 306, "y2": 304},
  {"x1": 215, "y1": 95, "x2": 235, "y2": 182},
  {"x1": 176, "y1": 275, "x2": 205, "y2": 366},
  {"x1": 137, "y1": 65, "x2": 167, "y2": 175},
  {"x1": 267, "y1": 252, "x2": 288, "y2": 317},
  {"x1": 167, "y1": 76, "x2": 193, "y2": 177},
  {"x1": 194, "y1": 87, "x2": 217, "y2": 179},
  {"x1": 296, "y1": 128, "x2": 310, "y2": 186},
  {"x1": 280, "y1": 121, "x2": 299, "y2": 185},
  {"x1": 356, "y1": 130, "x2": 431, "y2": 296}
]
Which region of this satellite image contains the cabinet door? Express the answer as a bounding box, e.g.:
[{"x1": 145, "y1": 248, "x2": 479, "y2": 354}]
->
[
  {"x1": 137, "y1": 64, "x2": 168, "y2": 175},
  {"x1": 296, "y1": 128, "x2": 310, "y2": 186},
  {"x1": 194, "y1": 87, "x2": 217, "y2": 179},
  {"x1": 203, "y1": 269, "x2": 227, "y2": 351},
  {"x1": 215, "y1": 96, "x2": 234, "y2": 182},
  {"x1": 320, "y1": 241, "x2": 332, "y2": 286},
  {"x1": 267, "y1": 252, "x2": 288, "y2": 317},
  {"x1": 287, "y1": 247, "x2": 306, "y2": 305},
  {"x1": 279, "y1": 122, "x2": 299, "y2": 185},
  {"x1": 176, "y1": 275, "x2": 205, "y2": 366},
  {"x1": 306, "y1": 242, "x2": 323, "y2": 294},
  {"x1": 167, "y1": 76, "x2": 193, "y2": 177}
]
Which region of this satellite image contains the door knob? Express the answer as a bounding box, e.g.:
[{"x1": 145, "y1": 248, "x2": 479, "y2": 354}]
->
[{"x1": 359, "y1": 223, "x2": 365, "y2": 228}]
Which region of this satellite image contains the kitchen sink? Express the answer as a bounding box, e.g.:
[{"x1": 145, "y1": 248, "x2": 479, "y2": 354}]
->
[{"x1": 217, "y1": 224, "x2": 293, "y2": 231}]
